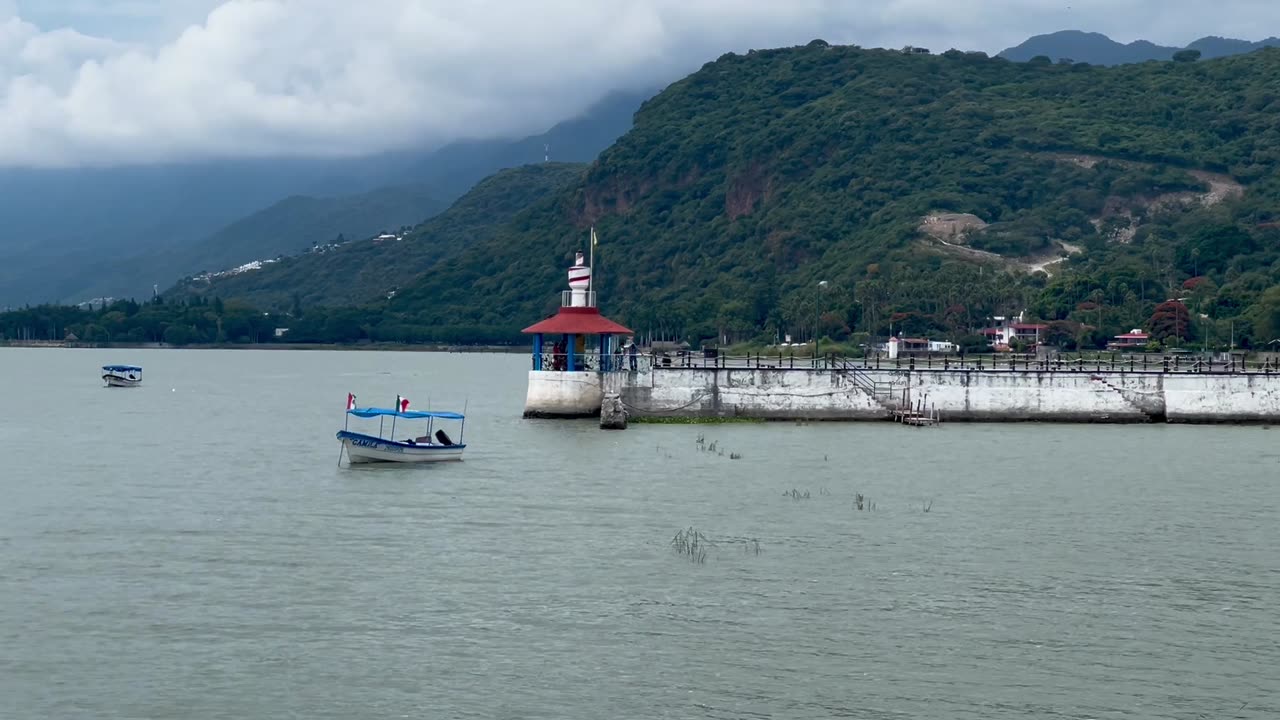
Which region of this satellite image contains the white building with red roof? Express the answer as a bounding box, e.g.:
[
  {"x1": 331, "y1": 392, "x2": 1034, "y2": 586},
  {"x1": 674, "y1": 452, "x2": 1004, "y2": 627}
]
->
[
  {"x1": 1108, "y1": 329, "x2": 1151, "y2": 349},
  {"x1": 980, "y1": 312, "x2": 1047, "y2": 350}
]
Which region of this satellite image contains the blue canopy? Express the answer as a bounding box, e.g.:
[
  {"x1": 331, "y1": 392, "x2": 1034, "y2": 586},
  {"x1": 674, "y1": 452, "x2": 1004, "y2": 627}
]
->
[
  {"x1": 103, "y1": 365, "x2": 142, "y2": 372},
  {"x1": 348, "y1": 407, "x2": 464, "y2": 420}
]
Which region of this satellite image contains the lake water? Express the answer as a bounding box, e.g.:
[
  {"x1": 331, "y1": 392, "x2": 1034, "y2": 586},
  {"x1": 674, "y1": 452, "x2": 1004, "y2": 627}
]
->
[{"x1": 1, "y1": 347, "x2": 1277, "y2": 719}]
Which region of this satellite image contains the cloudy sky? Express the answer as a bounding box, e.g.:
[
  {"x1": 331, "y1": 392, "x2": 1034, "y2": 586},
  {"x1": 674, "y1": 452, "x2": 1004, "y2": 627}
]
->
[{"x1": 1, "y1": 0, "x2": 1276, "y2": 167}]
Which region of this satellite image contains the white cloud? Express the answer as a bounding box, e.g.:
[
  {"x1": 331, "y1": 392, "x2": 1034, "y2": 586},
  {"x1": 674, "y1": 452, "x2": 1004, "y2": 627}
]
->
[{"x1": 1, "y1": 0, "x2": 1278, "y2": 167}]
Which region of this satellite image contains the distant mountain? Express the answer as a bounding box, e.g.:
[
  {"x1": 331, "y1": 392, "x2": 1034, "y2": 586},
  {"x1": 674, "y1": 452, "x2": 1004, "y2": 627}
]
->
[
  {"x1": 388, "y1": 89, "x2": 643, "y2": 192},
  {"x1": 999, "y1": 30, "x2": 1280, "y2": 65},
  {"x1": 176, "y1": 184, "x2": 444, "y2": 272},
  {"x1": 0, "y1": 158, "x2": 374, "y2": 305},
  {"x1": 169, "y1": 162, "x2": 587, "y2": 312},
  {"x1": 1186, "y1": 35, "x2": 1280, "y2": 59},
  {"x1": 0, "y1": 89, "x2": 652, "y2": 307},
  {"x1": 68, "y1": 183, "x2": 447, "y2": 304}
]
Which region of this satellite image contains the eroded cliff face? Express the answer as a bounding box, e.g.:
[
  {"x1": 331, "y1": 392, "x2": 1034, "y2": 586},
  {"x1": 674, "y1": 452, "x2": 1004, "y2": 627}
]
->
[
  {"x1": 725, "y1": 162, "x2": 774, "y2": 220},
  {"x1": 574, "y1": 175, "x2": 655, "y2": 227}
]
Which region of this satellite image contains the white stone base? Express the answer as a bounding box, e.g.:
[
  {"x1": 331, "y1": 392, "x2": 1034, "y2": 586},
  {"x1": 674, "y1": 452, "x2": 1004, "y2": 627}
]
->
[{"x1": 523, "y1": 371, "x2": 604, "y2": 417}]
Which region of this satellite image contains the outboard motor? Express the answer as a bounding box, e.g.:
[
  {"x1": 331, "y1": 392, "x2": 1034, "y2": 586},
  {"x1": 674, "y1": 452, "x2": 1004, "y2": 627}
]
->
[{"x1": 435, "y1": 429, "x2": 454, "y2": 446}]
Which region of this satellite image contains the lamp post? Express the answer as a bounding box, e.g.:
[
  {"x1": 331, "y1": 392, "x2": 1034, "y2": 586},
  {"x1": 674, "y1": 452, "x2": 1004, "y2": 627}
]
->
[{"x1": 815, "y1": 280, "x2": 829, "y2": 366}]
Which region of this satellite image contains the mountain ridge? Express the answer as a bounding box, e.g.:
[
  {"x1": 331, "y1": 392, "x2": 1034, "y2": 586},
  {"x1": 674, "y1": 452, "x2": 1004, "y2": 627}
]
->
[
  {"x1": 999, "y1": 30, "x2": 1280, "y2": 65},
  {"x1": 0, "y1": 89, "x2": 652, "y2": 307},
  {"x1": 66, "y1": 183, "x2": 448, "y2": 305},
  {"x1": 171, "y1": 162, "x2": 589, "y2": 312}
]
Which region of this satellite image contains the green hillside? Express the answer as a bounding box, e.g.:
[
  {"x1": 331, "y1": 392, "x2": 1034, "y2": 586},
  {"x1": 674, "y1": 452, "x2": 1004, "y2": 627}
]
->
[
  {"x1": 149, "y1": 43, "x2": 1280, "y2": 349},
  {"x1": 368, "y1": 44, "x2": 1280, "y2": 347},
  {"x1": 172, "y1": 162, "x2": 587, "y2": 311}
]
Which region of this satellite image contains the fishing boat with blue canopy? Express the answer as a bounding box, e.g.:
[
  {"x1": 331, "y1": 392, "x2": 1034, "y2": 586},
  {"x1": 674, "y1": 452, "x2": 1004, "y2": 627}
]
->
[
  {"x1": 337, "y1": 394, "x2": 466, "y2": 464},
  {"x1": 102, "y1": 365, "x2": 143, "y2": 387}
]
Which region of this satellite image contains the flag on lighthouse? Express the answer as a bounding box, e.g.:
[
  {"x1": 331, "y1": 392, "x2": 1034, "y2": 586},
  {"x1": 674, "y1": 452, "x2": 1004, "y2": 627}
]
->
[
  {"x1": 397, "y1": 395, "x2": 410, "y2": 413},
  {"x1": 589, "y1": 226, "x2": 597, "y2": 293},
  {"x1": 346, "y1": 393, "x2": 356, "y2": 411}
]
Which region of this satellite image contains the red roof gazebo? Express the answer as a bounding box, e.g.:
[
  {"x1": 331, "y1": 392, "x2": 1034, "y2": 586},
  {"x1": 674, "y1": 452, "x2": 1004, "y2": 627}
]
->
[
  {"x1": 522, "y1": 307, "x2": 633, "y2": 336},
  {"x1": 523, "y1": 251, "x2": 632, "y2": 372}
]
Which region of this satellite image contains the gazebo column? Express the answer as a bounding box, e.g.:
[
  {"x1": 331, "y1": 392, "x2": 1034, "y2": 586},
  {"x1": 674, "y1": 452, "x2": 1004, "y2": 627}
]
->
[
  {"x1": 532, "y1": 333, "x2": 543, "y2": 370},
  {"x1": 566, "y1": 333, "x2": 576, "y2": 371}
]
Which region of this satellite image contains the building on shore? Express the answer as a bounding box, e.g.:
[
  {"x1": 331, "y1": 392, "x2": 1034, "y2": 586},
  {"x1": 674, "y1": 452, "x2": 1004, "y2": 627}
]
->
[
  {"x1": 980, "y1": 312, "x2": 1048, "y2": 350},
  {"x1": 886, "y1": 337, "x2": 957, "y2": 358},
  {"x1": 1108, "y1": 329, "x2": 1151, "y2": 350}
]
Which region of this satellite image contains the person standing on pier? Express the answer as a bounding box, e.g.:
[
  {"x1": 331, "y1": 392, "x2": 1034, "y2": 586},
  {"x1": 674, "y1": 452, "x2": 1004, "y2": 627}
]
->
[{"x1": 625, "y1": 337, "x2": 638, "y2": 371}]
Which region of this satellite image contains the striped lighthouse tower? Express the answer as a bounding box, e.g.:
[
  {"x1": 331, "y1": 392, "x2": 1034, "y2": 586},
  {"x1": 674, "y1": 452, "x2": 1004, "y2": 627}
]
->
[{"x1": 567, "y1": 252, "x2": 591, "y2": 307}]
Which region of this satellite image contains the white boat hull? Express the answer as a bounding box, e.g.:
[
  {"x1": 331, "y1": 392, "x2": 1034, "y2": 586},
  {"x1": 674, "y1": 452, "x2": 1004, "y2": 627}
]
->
[
  {"x1": 338, "y1": 434, "x2": 464, "y2": 464},
  {"x1": 103, "y1": 374, "x2": 142, "y2": 387}
]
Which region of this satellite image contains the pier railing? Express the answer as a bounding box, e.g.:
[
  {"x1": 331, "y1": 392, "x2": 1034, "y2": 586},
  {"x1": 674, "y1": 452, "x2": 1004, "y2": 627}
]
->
[
  {"x1": 535, "y1": 349, "x2": 1280, "y2": 375},
  {"x1": 635, "y1": 350, "x2": 1280, "y2": 375},
  {"x1": 536, "y1": 351, "x2": 637, "y2": 372},
  {"x1": 560, "y1": 290, "x2": 597, "y2": 308}
]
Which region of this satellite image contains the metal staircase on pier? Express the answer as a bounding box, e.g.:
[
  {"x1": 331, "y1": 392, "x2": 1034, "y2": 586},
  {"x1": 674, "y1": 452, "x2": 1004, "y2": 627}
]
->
[
  {"x1": 833, "y1": 361, "x2": 901, "y2": 416},
  {"x1": 833, "y1": 360, "x2": 940, "y2": 425}
]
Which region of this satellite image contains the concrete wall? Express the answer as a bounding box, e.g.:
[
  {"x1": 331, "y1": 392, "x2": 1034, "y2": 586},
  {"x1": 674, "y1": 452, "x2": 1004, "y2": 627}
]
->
[
  {"x1": 617, "y1": 368, "x2": 1280, "y2": 423},
  {"x1": 1163, "y1": 373, "x2": 1280, "y2": 423},
  {"x1": 620, "y1": 368, "x2": 885, "y2": 420},
  {"x1": 523, "y1": 371, "x2": 604, "y2": 418},
  {"x1": 899, "y1": 370, "x2": 1157, "y2": 422}
]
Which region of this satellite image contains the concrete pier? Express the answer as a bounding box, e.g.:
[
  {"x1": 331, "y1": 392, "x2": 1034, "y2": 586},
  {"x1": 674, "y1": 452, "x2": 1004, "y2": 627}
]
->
[{"x1": 616, "y1": 363, "x2": 1280, "y2": 423}]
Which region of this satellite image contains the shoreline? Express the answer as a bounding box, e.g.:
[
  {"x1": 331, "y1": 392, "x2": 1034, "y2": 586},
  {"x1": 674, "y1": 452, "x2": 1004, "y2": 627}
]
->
[{"x1": 0, "y1": 341, "x2": 530, "y2": 353}]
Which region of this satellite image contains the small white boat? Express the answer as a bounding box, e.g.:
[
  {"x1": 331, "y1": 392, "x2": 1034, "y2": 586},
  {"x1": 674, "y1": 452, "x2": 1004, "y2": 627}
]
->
[
  {"x1": 102, "y1": 365, "x2": 143, "y2": 387},
  {"x1": 337, "y1": 404, "x2": 466, "y2": 464}
]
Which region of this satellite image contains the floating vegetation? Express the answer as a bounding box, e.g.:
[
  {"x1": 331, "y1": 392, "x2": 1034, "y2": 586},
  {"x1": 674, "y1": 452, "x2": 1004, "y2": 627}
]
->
[
  {"x1": 819, "y1": 487, "x2": 831, "y2": 496},
  {"x1": 695, "y1": 434, "x2": 741, "y2": 460},
  {"x1": 671, "y1": 528, "x2": 762, "y2": 563},
  {"x1": 671, "y1": 527, "x2": 712, "y2": 564},
  {"x1": 783, "y1": 489, "x2": 812, "y2": 500},
  {"x1": 922, "y1": 498, "x2": 934, "y2": 513},
  {"x1": 854, "y1": 493, "x2": 876, "y2": 511},
  {"x1": 632, "y1": 416, "x2": 763, "y2": 424}
]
